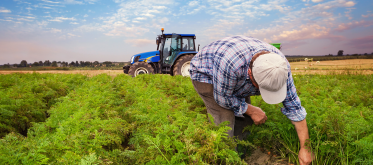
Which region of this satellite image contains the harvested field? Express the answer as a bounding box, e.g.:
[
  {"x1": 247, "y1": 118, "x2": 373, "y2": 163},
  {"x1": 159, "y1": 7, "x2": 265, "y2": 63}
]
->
[{"x1": 290, "y1": 59, "x2": 373, "y2": 69}]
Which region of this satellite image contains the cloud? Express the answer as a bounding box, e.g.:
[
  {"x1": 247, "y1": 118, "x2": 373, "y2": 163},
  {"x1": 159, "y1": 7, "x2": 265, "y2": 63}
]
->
[
  {"x1": 105, "y1": 25, "x2": 149, "y2": 37},
  {"x1": 259, "y1": 0, "x2": 292, "y2": 13},
  {"x1": 189, "y1": 1, "x2": 199, "y2": 7},
  {"x1": 84, "y1": 14, "x2": 88, "y2": 17},
  {"x1": 49, "y1": 17, "x2": 76, "y2": 22},
  {"x1": 64, "y1": 0, "x2": 84, "y2": 4},
  {"x1": 0, "y1": 8, "x2": 11, "y2": 13},
  {"x1": 204, "y1": 19, "x2": 243, "y2": 40},
  {"x1": 345, "y1": 8, "x2": 355, "y2": 20},
  {"x1": 271, "y1": 24, "x2": 331, "y2": 41},
  {"x1": 50, "y1": 28, "x2": 62, "y2": 33},
  {"x1": 70, "y1": 22, "x2": 79, "y2": 24},
  {"x1": 346, "y1": 35, "x2": 373, "y2": 49},
  {"x1": 362, "y1": 13, "x2": 373, "y2": 18},
  {"x1": 89, "y1": 0, "x2": 173, "y2": 37},
  {"x1": 125, "y1": 39, "x2": 153, "y2": 47},
  {"x1": 41, "y1": 0, "x2": 60, "y2": 4},
  {"x1": 76, "y1": 24, "x2": 105, "y2": 32},
  {"x1": 335, "y1": 20, "x2": 373, "y2": 32}
]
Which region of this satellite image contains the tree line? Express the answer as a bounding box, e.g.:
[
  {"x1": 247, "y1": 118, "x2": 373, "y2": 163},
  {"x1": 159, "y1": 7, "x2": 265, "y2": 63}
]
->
[{"x1": 2, "y1": 60, "x2": 126, "y2": 68}]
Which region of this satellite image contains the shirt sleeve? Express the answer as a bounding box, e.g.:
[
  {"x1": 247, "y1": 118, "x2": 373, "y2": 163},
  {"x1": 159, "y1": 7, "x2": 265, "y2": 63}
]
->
[
  {"x1": 211, "y1": 49, "x2": 248, "y2": 117},
  {"x1": 281, "y1": 70, "x2": 307, "y2": 121}
]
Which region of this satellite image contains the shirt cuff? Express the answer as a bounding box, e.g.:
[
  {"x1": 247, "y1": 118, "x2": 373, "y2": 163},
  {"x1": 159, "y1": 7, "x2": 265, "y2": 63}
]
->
[
  {"x1": 281, "y1": 107, "x2": 307, "y2": 121},
  {"x1": 235, "y1": 102, "x2": 248, "y2": 117}
]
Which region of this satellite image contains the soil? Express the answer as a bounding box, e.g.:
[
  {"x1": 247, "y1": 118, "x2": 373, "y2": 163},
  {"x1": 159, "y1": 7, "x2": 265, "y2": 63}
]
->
[{"x1": 245, "y1": 149, "x2": 290, "y2": 165}]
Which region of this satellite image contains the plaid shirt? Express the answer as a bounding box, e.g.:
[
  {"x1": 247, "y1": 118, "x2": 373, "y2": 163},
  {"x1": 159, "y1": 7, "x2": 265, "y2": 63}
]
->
[{"x1": 190, "y1": 36, "x2": 307, "y2": 121}]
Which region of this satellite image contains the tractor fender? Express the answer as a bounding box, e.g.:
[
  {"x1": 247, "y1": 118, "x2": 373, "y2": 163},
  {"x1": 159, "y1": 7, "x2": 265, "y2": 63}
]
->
[{"x1": 170, "y1": 53, "x2": 196, "y2": 76}]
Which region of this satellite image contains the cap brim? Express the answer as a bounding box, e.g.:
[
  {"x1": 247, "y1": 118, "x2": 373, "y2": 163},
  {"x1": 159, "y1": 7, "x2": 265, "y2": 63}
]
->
[{"x1": 259, "y1": 83, "x2": 287, "y2": 104}]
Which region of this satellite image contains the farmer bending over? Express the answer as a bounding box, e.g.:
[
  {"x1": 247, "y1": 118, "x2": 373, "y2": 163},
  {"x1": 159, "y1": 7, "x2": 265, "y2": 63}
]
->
[{"x1": 189, "y1": 36, "x2": 312, "y2": 165}]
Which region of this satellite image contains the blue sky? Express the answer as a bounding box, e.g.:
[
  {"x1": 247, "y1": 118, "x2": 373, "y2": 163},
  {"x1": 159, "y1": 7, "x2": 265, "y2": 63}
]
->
[{"x1": 0, "y1": 0, "x2": 372, "y2": 64}]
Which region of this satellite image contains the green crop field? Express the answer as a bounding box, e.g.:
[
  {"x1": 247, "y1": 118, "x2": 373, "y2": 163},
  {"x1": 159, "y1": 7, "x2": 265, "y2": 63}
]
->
[{"x1": 0, "y1": 73, "x2": 372, "y2": 164}]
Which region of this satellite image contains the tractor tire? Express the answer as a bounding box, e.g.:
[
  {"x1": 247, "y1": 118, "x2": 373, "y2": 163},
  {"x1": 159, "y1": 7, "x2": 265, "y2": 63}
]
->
[
  {"x1": 173, "y1": 54, "x2": 194, "y2": 77},
  {"x1": 128, "y1": 62, "x2": 154, "y2": 77}
]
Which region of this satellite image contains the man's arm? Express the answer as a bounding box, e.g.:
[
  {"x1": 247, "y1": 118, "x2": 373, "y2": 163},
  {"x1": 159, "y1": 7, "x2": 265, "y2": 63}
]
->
[
  {"x1": 292, "y1": 119, "x2": 313, "y2": 165},
  {"x1": 281, "y1": 69, "x2": 313, "y2": 164}
]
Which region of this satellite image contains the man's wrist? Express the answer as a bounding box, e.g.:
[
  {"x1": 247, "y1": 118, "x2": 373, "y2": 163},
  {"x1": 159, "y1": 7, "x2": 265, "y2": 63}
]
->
[{"x1": 245, "y1": 104, "x2": 256, "y2": 116}]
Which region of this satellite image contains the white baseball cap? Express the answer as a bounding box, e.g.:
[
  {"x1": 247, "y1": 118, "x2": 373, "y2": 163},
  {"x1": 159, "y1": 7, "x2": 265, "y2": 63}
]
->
[{"x1": 252, "y1": 52, "x2": 288, "y2": 104}]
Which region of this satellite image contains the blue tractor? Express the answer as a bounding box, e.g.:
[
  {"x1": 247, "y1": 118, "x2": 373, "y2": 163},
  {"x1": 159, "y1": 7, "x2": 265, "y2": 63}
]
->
[{"x1": 123, "y1": 28, "x2": 199, "y2": 77}]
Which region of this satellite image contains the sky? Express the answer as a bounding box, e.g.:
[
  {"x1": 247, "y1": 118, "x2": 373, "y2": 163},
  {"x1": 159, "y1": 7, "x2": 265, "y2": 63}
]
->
[{"x1": 0, "y1": 0, "x2": 372, "y2": 64}]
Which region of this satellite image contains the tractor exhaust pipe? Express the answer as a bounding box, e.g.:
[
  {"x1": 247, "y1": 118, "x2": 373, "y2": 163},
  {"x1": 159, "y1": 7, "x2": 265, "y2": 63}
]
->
[{"x1": 161, "y1": 28, "x2": 164, "y2": 35}]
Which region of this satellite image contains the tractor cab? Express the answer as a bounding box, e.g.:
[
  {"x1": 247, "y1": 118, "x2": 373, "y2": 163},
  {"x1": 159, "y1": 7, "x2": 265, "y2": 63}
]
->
[{"x1": 156, "y1": 31, "x2": 197, "y2": 74}]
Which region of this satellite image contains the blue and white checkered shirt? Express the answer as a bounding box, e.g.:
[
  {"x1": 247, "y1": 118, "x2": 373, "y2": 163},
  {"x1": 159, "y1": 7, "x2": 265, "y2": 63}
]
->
[{"x1": 190, "y1": 36, "x2": 307, "y2": 121}]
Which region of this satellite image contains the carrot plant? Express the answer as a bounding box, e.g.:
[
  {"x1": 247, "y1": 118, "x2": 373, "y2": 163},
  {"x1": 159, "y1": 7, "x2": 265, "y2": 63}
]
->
[{"x1": 0, "y1": 73, "x2": 87, "y2": 138}]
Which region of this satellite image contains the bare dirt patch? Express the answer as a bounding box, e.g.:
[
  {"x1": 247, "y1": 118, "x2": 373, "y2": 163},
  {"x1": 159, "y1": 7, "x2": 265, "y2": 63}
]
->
[
  {"x1": 0, "y1": 70, "x2": 123, "y2": 77},
  {"x1": 245, "y1": 149, "x2": 289, "y2": 165}
]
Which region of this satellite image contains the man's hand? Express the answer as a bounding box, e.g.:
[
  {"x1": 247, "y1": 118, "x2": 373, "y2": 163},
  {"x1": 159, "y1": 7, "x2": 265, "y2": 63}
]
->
[
  {"x1": 298, "y1": 147, "x2": 313, "y2": 165},
  {"x1": 245, "y1": 104, "x2": 267, "y2": 125},
  {"x1": 292, "y1": 119, "x2": 314, "y2": 165}
]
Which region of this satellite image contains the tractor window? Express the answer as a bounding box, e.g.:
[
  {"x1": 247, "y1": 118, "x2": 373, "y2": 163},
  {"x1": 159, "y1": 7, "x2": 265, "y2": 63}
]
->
[
  {"x1": 182, "y1": 37, "x2": 195, "y2": 51},
  {"x1": 164, "y1": 34, "x2": 181, "y2": 65},
  {"x1": 162, "y1": 37, "x2": 171, "y2": 64}
]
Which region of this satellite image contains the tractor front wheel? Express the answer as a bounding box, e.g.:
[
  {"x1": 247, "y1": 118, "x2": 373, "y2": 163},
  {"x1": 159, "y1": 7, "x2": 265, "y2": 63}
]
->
[
  {"x1": 173, "y1": 54, "x2": 194, "y2": 77},
  {"x1": 128, "y1": 62, "x2": 154, "y2": 77}
]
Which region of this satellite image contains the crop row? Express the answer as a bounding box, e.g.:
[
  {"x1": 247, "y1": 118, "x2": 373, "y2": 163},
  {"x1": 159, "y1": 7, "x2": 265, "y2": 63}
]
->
[{"x1": 0, "y1": 73, "x2": 87, "y2": 138}]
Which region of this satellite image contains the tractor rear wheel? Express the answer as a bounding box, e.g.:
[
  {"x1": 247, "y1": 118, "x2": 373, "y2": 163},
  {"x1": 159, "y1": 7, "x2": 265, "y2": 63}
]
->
[
  {"x1": 128, "y1": 62, "x2": 154, "y2": 77},
  {"x1": 173, "y1": 54, "x2": 194, "y2": 77}
]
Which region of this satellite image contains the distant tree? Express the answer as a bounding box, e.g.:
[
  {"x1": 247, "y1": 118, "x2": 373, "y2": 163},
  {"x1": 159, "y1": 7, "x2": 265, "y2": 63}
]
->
[
  {"x1": 346, "y1": 54, "x2": 349, "y2": 56},
  {"x1": 337, "y1": 50, "x2": 343, "y2": 56},
  {"x1": 20, "y1": 60, "x2": 27, "y2": 67},
  {"x1": 44, "y1": 60, "x2": 51, "y2": 66},
  {"x1": 62, "y1": 61, "x2": 68, "y2": 67},
  {"x1": 103, "y1": 61, "x2": 112, "y2": 67},
  {"x1": 93, "y1": 61, "x2": 99, "y2": 67},
  {"x1": 80, "y1": 61, "x2": 85, "y2": 67},
  {"x1": 364, "y1": 53, "x2": 368, "y2": 55},
  {"x1": 32, "y1": 62, "x2": 39, "y2": 66},
  {"x1": 84, "y1": 61, "x2": 92, "y2": 67},
  {"x1": 38, "y1": 61, "x2": 43, "y2": 66},
  {"x1": 51, "y1": 61, "x2": 57, "y2": 67},
  {"x1": 69, "y1": 61, "x2": 75, "y2": 67},
  {"x1": 13, "y1": 64, "x2": 18, "y2": 67},
  {"x1": 3, "y1": 63, "x2": 10, "y2": 68},
  {"x1": 75, "y1": 61, "x2": 79, "y2": 67}
]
